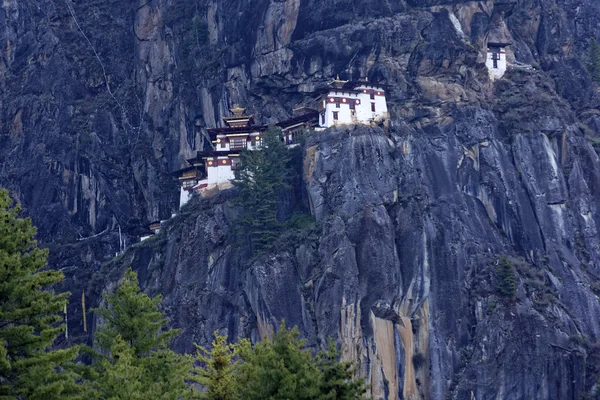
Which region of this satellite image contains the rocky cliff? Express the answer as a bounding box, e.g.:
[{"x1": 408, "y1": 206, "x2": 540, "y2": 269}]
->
[{"x1": 3, "y1": 0, "x2": 600, "y2": 398}]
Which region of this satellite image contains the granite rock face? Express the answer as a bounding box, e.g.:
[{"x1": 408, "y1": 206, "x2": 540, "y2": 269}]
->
[{"x1": 2, "y1": 0, "x2": 600, "y2": 398}]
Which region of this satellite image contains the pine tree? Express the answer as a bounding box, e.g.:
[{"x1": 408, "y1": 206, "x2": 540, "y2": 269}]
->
[
  {"x1": 90, "y1": 268, "x2": 192, "y2": 399},
  {"x1": 237, "y1": 322, "x2": 322, "y2": 400},
  {"x1": 316, "y1": 339, "x2": 369, "y2": 400},
  {"x1": 190, "y1": 332, "x2": 239, "y2": 400},
  {"x1": 496, "y1": 256, "x2": 517, "y2": 298},
  {"x1": 0, "y1": 189, "x2": 82, "y2": 399},
  {"x1": 94, "y1": 268, "x2": 179, "y2": 355},
  {"x1": 233, "y1": 126, "x2": 291, "y2": 254},
  {"x1": 93, "y1": 336, "x2": 144, "y2": 400},
  {"x1": 589, "y1": 38, "x2": 600, "y2": 83}
]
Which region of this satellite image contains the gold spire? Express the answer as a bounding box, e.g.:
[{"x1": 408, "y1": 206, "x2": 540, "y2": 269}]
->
[{"x1": 230, "y1": 105, "x2": 246, "y2": 117}]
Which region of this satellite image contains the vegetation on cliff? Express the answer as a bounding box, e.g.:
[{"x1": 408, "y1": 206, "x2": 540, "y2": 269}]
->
[
  {"x1": 0, "y1": 189, "x2": 364, "y2": 398},
  {"x1": 0, "y1": 189, "x2": 81, "y2": 399},
  {"x1": 233, "y1": 126, "x2": 292, "y2": 254},
  {"x1": 589, "y1": 38, "x2": 600, "y2": 83}
]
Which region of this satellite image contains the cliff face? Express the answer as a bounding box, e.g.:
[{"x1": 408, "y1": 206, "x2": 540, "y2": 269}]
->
[{"x1": 3, "y1": 0, "x2": 600, "y2": 398}]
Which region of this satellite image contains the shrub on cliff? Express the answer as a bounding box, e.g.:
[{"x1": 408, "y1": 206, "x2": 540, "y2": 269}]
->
[
  {"x1": 0, "y1": 189, "x2": 82, "y2": 399},
  {"x1": 589, "y1": 37, "x2": 600, "y2": 83},
  {"x1": 496, "y1": 256, "x2": 517, "y2": 298}
]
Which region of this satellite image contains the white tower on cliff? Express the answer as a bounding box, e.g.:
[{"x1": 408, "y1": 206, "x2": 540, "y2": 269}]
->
[{"x1": 485, "y1": 11, "x2": 513, "y2": 81}]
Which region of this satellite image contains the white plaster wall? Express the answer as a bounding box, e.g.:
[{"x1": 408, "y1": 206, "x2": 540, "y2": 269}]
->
[
  {"x1": 179, "y1": 187, "x2": 193, "y2": 208},
  {"x1": 206, "y1": 158, "x2": 235, "y2": 187},
  {"x1": 485, "y1": 49, "x2": 507, "y2": 81},
  {"x1": 354, "y1": 85, "x2": 388, "y2": 123},
  {"x1": 374, "y1": 95, "x2": 388, "y2": 121},
  {"x1": 356, "y1": 91, "x2": 371, "y2": 122}
]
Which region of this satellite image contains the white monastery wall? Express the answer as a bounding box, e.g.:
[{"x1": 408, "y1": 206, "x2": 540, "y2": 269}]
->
[{"x1": 486, "y1": 48, "x2": 507, "y2": 81}]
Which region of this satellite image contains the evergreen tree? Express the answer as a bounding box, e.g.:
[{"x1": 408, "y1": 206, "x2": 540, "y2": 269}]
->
[
  {"x1": 589, "y1": 37, "x2": 600, "y2": 83},
  {"x1": 90, "y1": 268, "x2": 191, "y2": 399},
  {"x1": 0, "y1": 189, "x2": 81, "y2": 399},
  {"x1": 496, "y1": 256, "x2": 517, "y2": 298},
  {"x1": 190, "y1": 332, "x2": 239, "y2": 400},
  {"x1": 316, "y1": 339, "x2": 369, "y2": 400},
  {"x1": 233, "y1": 126, "x2": 291, "y2": 254},
  {"x1": 92, "y1": 336, "x2": 144, "y2": 400},
  {"x1": 237, "y1": 322, "x2": 322, "y2": 400},
  {"x1": 94, "y1": 268, "x2": 178, "y2": 355}
]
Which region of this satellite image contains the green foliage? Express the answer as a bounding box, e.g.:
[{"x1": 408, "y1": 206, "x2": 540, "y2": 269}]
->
[
  {"x1": 89, "y1": 268, "x2": 192, "y2": 399},
  {"x1": 589, "y1": 37, "x2": 600, "y2": 83},
  {"x1": 190, "y1": 332, "x2": 239, "y2": 400},
  {"x1": 233, "y1": 126, "x2": 292, "y2": 255},
  {"x1": 235, "y1": 322, "x2": 368, "y2": 400},
  {"x1": 92, "y1": 336, "x2": 144, "y2": 400},
  {"x1": 316, "y1": 339, "x2": 369, "y2": 400},
  {"x1": 496, "y1": 256, "x2": 517, "y2": 298},
  {"x1": 0, "y1": 189, "x2": 82, "y2": 399},
  {"x1": 237, "y1": 323, "x2": 322, "y2": 400},
  {"x1": 94, "y1": 268, "x2": 179, "y2": 355}
]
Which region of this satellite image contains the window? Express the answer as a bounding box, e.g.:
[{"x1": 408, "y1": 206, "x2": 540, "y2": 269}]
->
[
  {"x1": 183, "y1": 180, "x2": 196, "y2": 189},
  {"x1": 336, "y1": 102, "x2": 340, "y2": 108},
  {"x1": 492, "y1": 52, "x2": 500, "y2": 68},
  {"x1": 321, "y1": 113, "x2": 325, "y2": 124},
  {"x1": 333, "y1": 111, "x2": 339, "y2": 121},
  {"x1": 230, "y1": 137, "x2": 247, "y2": 150},
  {"x1": 220, "y1": 140, "x2": 226, "y2": 149},
  {"x1": 371, "y1": 103, "x2": 376, "y2": 112},
  {"x1": 370, "y1": 92, "x2": 375, "y2": 100},
  {"x1": 349, "y1": 102, "x2": 355, "y2": 109}
]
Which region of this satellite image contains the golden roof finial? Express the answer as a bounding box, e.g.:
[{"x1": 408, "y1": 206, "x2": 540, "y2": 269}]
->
[
  {"x1": 230, "y1": 104, "x2": 246, "y2": 117},
  {"x1": 365, "y1": 76, "x2": 369, "y2": 82}
]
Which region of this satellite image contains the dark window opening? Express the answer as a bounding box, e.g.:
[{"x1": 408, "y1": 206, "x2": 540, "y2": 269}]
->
[
  {"x1": 371, "y1": 103, "x2": 376, "y2": 112},
  {"x1": 491, "y1": 51, "x2": 500, "y2": 69},
  {"x1": 321, "y1": 113, "x2": 325, "y2": 124},
  {"x1": 349, "y1": 102, "x2": 355, "y2": 109},
  {"x1": 336, "y1": 102, "x2": 340, "y2": 108},
  {"x1": 333, "y1": 111, "x2": 339, "y2": 121},
  {"x1": 370, "y1": 92, "x2": 375, "y2": 100},
  {"x1": 220, "y1": 140, "x2": 226, "y2": 149}
]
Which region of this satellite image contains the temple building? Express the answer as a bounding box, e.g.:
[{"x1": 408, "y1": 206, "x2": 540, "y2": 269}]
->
[
  {"x1": 316, "y1": 78, "x2": 389, "y2": 128},
  {"x1": 173, "y1": 79, "x2": 390, "y2": 207},
  {"x1": 174, "y1": 106, "x2": 267, "y2": 207},
  {"x1": 485, "y1": 9, "x2": 514, "y2": 81},
  {"x1": 276, "y1": 106, "x2": 319, "y2": 145}
]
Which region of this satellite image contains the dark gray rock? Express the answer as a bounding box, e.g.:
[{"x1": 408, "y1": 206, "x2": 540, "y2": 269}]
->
[{"x1": 2, "y1": 0, "x2": 600, "y2": 398}]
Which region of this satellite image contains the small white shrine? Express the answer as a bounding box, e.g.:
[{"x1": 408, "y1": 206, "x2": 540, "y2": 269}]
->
[
  {"x1": 486, "y1": 45, "x2": 508, "y2": 80},
  {"x1": 485, "y1": 11, "x2": 513, "y2": 81},
  {"x1": 317, "y1": 78, "x2": 389, "y2": 128}
]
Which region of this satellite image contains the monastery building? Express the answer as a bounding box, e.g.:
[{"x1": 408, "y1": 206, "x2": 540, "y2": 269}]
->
[{"x1": 174, "y1": 78, "x2": 390, "y2": 207}]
